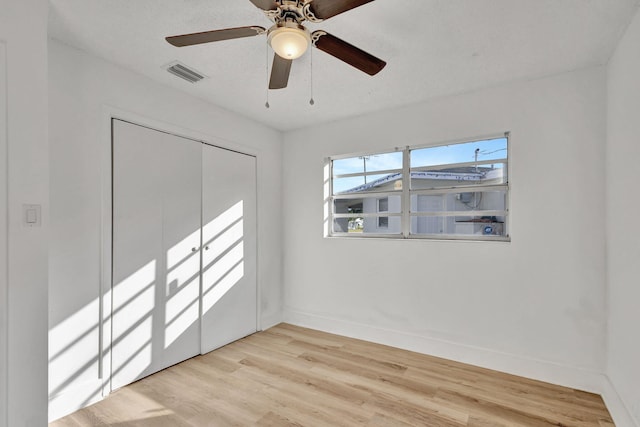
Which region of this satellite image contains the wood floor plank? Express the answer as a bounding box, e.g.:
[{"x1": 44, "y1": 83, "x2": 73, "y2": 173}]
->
[{"x1": 50, "y1": 323, "x2": 615, "y2": 426}]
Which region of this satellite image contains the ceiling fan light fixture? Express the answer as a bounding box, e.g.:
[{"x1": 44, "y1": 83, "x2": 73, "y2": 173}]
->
[{"x1": 268, "y1": 23, "x2": 311, "y2": 60}]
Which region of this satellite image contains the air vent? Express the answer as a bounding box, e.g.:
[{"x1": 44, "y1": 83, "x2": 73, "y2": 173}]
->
[{"x1": 165, "y1": 61, "x2": 207, "y2": 83}]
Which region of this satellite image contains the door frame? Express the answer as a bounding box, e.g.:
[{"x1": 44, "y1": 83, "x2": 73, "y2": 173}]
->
[
  {"x1": 100, "y1": 107, "x2": 260, "y2": 396},
  {"x1": 0, "y1": 41, "x2": 8, "y2": 427}
]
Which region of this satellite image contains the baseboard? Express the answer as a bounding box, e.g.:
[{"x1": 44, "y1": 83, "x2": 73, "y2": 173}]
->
[
  {"x1": 260, "y1": 310, "x2": 283, "y2": 331},
  {"x1": 50, "y1": 310, "x2": 636, "y2": 425},
  {"x1": 284, "y1": 308, "x2": 604, "y2": 395},
  {"x1": 48, "y1": 381, "x2": 104, "y2": 423},
  {"x1": 49, "y1": 311, "x2": 284, "y2": 422},
  {"x1": 601, "y1": 375, "x2": 639, "y2": 427}
]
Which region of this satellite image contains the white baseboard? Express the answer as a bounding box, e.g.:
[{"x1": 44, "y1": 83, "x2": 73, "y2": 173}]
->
[
  {"x1": 260, "y1": 310, "x2": 283, "y2": 331},
  {"x1": 284, "y1": 308, "x2": 604, "y2": 394},
  {"x1": 601, "y1": 375, "x2": 639, "y2": 427},
  {"x1": 50, "y1": 311, "x2": 284, "y2": 422},
  {"x1": 48, "y1": 381, "x2": 104, "y2": 423}
]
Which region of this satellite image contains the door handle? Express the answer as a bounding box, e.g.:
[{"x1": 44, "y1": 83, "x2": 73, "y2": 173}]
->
[
  {"x1": 205, "y1": 245, "x2": 209, "y2": 250},
  {"x1": 191, "y1": 247, "x2": 197, "y2": 253}
]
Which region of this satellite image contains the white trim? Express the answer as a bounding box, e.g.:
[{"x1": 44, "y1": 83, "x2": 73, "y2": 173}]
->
[
  {"x1": 334, "y1": 168, "x2": 403, "y2": 179},
  {"x1": 601, "y1": 376, "x2": 639, "y2": 427},
  {"x1": 408, "y1": 233, "x2": 510, "y2": 242},
  {"x1": 253, "y1": 155, "x2": 262, "y2": 332},
  {"x1": 329, "y1": 232, "x2": 403, "y2": 238},
  {"x1": 48, "y1": 380, "x2": 104, "y2": 422},
  {"x1": 410, "y1": 210, "x2": 506, "y2": 217},
  {"x1": 411, "y1": 158, "x2": 507, "y2": 172},
  {"x1": 326, "y1": 234, "x2": 511, "y2": 242},
  {"x1": 0, "y1": 40, "x2": 8, "y2": 427},
  {"x1": 401, "y1": 147, "x2": 410, "y2": 238},
  {"x1": 410, "y1": 184, "x2": 508, "y2": 196},
  {"x1": 283, "y1": 308, "x2": 604, "y2": 394},
  {"x1": 103, "y1": 105, "x2": 261, "y2": 157},
  {"x1": 99, "y1": 110, "x2": 112, "y2": 397},
  {"x1": 329, "y1": 146, "x2": 404, "y2": 161},
  {"x1": 333, "y1": 191, "x2": 401, "y2": 200},
  {"x1": 332, "y1": 212, "x2": 401, "y2": 218},
  {"x1": 260, "y1": 311, "x2": 283, "y2": 332}
]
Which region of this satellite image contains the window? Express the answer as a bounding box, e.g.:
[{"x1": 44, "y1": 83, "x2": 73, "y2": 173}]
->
[
  {"x1": 328, "y1": 134, "x2": 509, "y2": 241},
  {"x1": 377, "y1": 197, "x2": 389, "y2": 228},
  {"x1": 330, "y1": 151, "x2": 402, "y2": 236}
]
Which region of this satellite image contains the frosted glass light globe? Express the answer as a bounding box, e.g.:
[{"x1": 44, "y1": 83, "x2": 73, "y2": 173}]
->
[{"x1": 268, "y1": 26, "x2": 311, "y2": 60}]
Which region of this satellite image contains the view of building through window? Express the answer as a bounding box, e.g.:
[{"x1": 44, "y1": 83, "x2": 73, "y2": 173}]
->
[{"x1": 329, "y1": 135, "x2": 509, "y2": 240}]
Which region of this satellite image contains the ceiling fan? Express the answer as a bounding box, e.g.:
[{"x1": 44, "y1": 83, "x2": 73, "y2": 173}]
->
[{"x1": 165, "y1": 0, "x2": 386, "y2": 90}]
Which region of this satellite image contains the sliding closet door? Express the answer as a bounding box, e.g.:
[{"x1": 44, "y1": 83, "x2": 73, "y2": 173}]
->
[
  {"x1": 112, "y1": 120, "x2": 202, "y2": 390},
  {"x1": 200, "y1": 145, "x2": 257, "y2": 353}
]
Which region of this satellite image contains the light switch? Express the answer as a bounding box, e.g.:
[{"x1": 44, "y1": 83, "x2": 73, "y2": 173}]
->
[
  {"x1": 27, "y1": 209, "x2": 37, "y2": 223},
  {"x1": 22, "y1": 204, "x2": 41, "y2": 227}
]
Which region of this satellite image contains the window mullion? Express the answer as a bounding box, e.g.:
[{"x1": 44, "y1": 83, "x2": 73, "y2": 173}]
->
[
  {"x1": 329, "y1": 159, "x2": 334, "y2": 235},
  {"x1": 401, "y1": 146, "x2": 410, "y2": 238},
  {"x1": 410, "y1": 210, "x2": 506, "y2": 217},
  {"x1": 333, "y1": 168, "x2": 403, "y2": 179},
  {"x1": 409, "y1": 184, "x2": 508, "y2": 196}
]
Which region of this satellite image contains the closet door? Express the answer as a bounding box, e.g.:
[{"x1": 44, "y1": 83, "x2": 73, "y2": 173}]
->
[
  {"x1": 200, "y1": 145, "x2": 257, "y2": 353},
  {"x1": 112, "y1": 120, "x2": 202, "y2": 390}
]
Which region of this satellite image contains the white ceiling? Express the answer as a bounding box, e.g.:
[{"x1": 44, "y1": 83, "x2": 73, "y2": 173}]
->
[{"x1": 49, "y1": 0, "x2": 639, "y2": 131}]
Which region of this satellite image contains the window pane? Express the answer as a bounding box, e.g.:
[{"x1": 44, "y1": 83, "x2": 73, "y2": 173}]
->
[
  {"x1": 411, "y1": 216, "x2": 506, "y2": 236},
  {"x1": 411, "y1": 137, "x2": 507, "y2": 168},
  {"x1": 410, "y1": 163, "x2": 507, "y2": 190},
  {"x1": 333, "y1": 176, "x2": 366, "y2": 194},
  {"x1": 333, "y1": 217, "x2": 363, "y2": 233},
  {"x1": 334, "y1": 196, "x2": 401, "y2": 214},
  {"x1": 411, "y1": 190, "x2": 506, "y2": 213},
  {"x1": 333, "y1": 173, "x2": 403, "y2": 194},
  {"x1": 333, "y1": 151, "x2": 402, "y2": 176},
  {"x1": 333, "y1": 198, "x2": 362, "y2": 215},
  {"x1": 363, "y1": 152, "x2": 403, "y2": 172},
  {"x1": 364, "y1": 216, "x2": 399, "y2": 233},
  {"x1": 378, "y1": 197, "x2": 389, "y2": 212},
  {"x1": 333, "y1": 217, "x2": 401, "y2": 235}
]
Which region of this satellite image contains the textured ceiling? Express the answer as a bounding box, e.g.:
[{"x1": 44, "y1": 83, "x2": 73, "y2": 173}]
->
[{"x1": 48, "y1": 0, "x2": 640, "y2": 131}]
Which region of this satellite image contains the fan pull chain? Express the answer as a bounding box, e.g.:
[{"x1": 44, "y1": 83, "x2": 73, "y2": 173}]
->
[
  {"x1": 309, "y1": 46, "x2": 315, "y2": 106},
  {"x1": 265, "y1": 42, "x2": 270, "y2": 109}
]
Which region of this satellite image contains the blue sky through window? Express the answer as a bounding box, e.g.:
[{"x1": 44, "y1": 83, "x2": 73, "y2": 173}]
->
[
  {"x1": 411, "y1": 138, "x2": 507, "y2": 168},
  {"x1": 332, "y1": 151, "x2": 402, "y2": 176},
  {"x1": 332, "y1": 137, "x2": 507, "y2": 194}
]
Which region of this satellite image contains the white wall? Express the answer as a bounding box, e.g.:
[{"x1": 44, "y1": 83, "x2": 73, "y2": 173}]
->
[
  {"x1": 48, "y1": 39, "x2": 283, "y2": 421},
  {"x1": 606, "y1": 5, "x2": 640, "y2": 426},
  {"x1": 0, "y1": 1, "x2": 50, "y2": 426},
  {"x1": 0, "y1": 40, "x2": 7, "y2": 427},
  {"x1": 283, "y1": 66, "x2": 607, "y2": 392}
]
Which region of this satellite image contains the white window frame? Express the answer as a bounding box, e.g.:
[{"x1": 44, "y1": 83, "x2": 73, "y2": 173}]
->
[{"x1": 327, "y1": 133, "x2": 510, "y2": 241}]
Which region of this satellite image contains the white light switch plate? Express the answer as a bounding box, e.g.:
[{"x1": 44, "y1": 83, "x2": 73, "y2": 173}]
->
[{"x1": 22, "y1": 204, "x2": 41, "y2": 227}]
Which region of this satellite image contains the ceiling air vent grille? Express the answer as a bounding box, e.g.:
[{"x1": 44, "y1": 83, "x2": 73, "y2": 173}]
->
[{"x1": 165, "y1": 61, "x2": 206, "y2": 83}]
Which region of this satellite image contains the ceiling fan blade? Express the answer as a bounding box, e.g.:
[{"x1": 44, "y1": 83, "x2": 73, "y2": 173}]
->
[
  {"x1": 312, "y1": 31, "x2": 386, "y2": 76},
  {"x1": 249, "y1": 0, "x2": 279, "y2": 11},
  {"x1": 269, "y1": 54, "x2": 292, "y2": 89},
  {"x1": 166, "y1": 26, "x2": 265, "y2": 47},
  {"x1": 307, "y1": 0, "x2": 374, "y2": 20}
]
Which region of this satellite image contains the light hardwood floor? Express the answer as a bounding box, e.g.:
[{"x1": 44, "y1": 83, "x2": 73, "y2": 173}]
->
[{"x1": 50, "y1": 323, "x2": 615, "y2": 426}]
